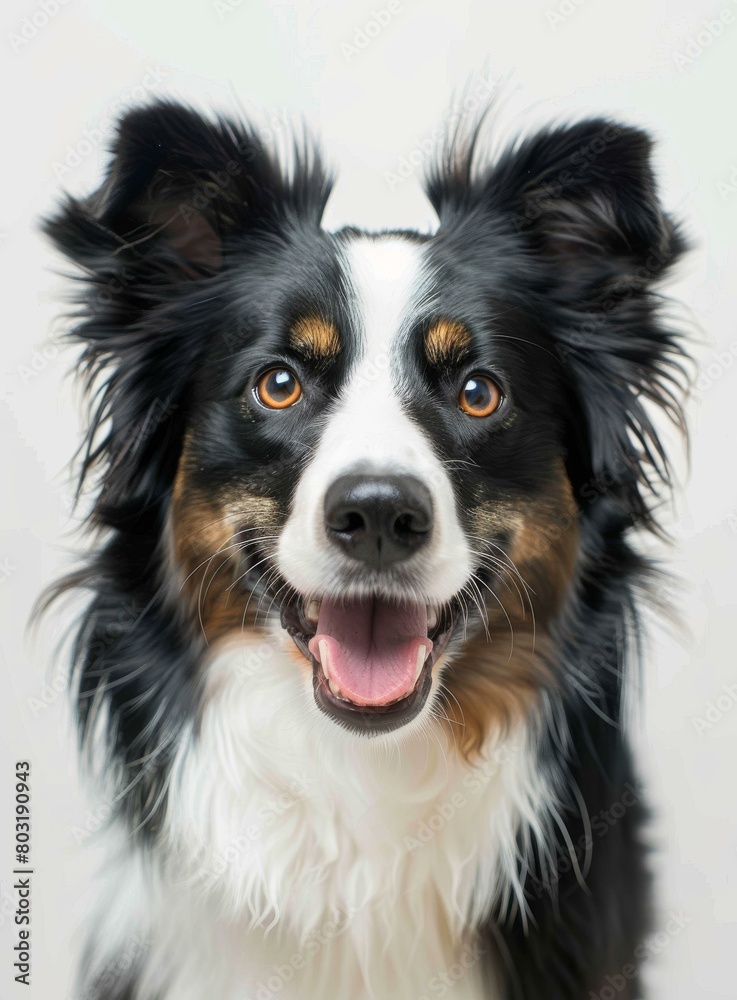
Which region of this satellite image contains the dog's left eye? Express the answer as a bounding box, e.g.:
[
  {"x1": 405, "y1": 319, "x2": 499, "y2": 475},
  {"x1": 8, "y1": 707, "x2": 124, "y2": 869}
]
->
[
  {"x1": 255, "y1": 368, "x2": 303, "y2": 409},
  {"x1": 459, "y1": 374, "x2": 502, "y2": 418}
]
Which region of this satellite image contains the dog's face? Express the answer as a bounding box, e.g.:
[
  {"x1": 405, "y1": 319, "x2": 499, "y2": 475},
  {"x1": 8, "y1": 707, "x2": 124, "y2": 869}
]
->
[
  {"x1": 46, "y1": 103, "x2": 683, "y2": 753},
  {"x1": 171, "y1": 225, "x2": 578, "y2": 738}
]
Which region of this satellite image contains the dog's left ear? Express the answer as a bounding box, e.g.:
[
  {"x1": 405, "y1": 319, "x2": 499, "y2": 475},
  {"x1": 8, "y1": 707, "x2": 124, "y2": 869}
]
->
[{"x1": 427, "y1": 119, "x2": 688, "y2": 528}]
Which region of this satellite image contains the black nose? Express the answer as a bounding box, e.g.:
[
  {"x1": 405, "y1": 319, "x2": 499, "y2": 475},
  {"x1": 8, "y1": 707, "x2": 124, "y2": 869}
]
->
[{"x1": 324, "y1": 474, "x2": 433, "y2": 569}]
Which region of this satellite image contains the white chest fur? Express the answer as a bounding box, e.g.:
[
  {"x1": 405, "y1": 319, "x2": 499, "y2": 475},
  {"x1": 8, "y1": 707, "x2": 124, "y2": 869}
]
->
[{"x1": 93, "y1": 638, "x2": 549, "y2": 1000}]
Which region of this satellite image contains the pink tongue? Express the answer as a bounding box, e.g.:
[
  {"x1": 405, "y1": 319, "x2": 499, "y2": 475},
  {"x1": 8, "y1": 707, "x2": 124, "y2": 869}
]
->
[{"x1": 308, "y1": 597, "x2": 432, "y2": 707}]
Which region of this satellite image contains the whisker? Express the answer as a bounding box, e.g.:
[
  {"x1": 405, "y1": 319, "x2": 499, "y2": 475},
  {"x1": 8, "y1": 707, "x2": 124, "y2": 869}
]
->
[
  {"x1": 440, "y1": 683, "x2": 467, "y2": 730},
  {"x1": 470, "y1": 551, "x2": 528, "y2": 616},
  {"x1": 177, "y1": 532, "x2": 279, "y2": 593},
  {"x1": 261, "y1": 579, "x2": 296, "y2": 626},
  {"x1": 239, "y1": 564, "x2": 282, "y2": 635},
  {"x1": 465, "y1": 577, "x2": 491, "y2": 642},
  {"x1": 225, "y1": 544, "x2": 283, "y2": 595}
]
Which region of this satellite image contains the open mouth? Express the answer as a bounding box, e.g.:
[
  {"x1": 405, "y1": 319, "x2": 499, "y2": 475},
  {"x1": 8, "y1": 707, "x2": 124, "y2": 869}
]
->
[{"x1": 281, "y1": 595, "x2": 456, "y2": 734}]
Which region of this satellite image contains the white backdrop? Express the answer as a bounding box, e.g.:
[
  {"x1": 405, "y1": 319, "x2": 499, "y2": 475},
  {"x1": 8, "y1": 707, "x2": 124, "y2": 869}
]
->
[{"x1": 1, "y1": 1, "x2": 735, "y2": 997}]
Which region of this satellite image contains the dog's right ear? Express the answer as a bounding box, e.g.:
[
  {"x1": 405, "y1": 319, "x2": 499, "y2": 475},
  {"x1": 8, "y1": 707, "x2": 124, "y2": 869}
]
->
[
  {"x1": 45, "y1": 100, "x2": 331, "y2": 276},
  {"x1": 42, "y1": 102, "x2": 332, "y2": 521}
]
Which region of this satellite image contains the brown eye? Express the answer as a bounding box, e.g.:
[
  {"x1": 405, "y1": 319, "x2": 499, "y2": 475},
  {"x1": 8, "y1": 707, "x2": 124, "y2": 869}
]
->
[
  {"x1": 459, "y1": 374, "x2": 502, "y2": 418},
  {"x1": 256, "y1": 368, "x2": 302, "y2": 409}
]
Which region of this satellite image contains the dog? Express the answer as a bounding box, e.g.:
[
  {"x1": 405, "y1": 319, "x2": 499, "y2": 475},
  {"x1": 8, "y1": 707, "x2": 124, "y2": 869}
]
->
[{"x1": 42, "y1": 100, "x2": 687, "y2": 999}]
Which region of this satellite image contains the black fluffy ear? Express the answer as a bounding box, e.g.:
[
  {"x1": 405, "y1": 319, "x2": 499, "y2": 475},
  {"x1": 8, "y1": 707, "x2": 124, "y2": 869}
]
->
[
  {"x1": 42, "y1": 101, "x2": 332, "y2": 525},
  {"x1": 48, "y1": 101, "x2": 331, "y2": 274},
  {"x1": 427, "y1": 119, "x2": 688, "y2": 530}
]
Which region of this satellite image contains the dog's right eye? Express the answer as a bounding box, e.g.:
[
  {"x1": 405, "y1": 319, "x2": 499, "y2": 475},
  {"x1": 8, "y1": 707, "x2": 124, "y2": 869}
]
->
[{"x1": 255, "y1": 368, "x2": 303, "y2": 409}]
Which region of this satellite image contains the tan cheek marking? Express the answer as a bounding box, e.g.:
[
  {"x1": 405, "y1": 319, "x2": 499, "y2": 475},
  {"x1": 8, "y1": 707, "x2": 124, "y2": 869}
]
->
[
  {"x1": 439, "y1": 633, "x2": 555, "y2": 760},
  {"x1": 508, "y1": 470, "x2": 579, "y2": 623},
  {"x1": 472, "y1": 499, "x2": 523, "y2": 539},
  {"x1": 170, "y1": 441, "x2": 282, "y2": 644},
  {"x1": 440, "y1": 463, "x2": 579, "y2": 760},
  {"x1": 289, "y1": 316, "x2": 341, "y2": 358},
  {"x1": 425, "y1": 319, "x2": 472, "y2": 365}
]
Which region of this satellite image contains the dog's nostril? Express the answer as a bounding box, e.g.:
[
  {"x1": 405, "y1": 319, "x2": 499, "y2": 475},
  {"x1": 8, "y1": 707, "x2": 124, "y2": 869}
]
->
[
  {"x1": 328, "y1": 509, "x2": 366, "y2": 536},
  {"x1": 399, "y1": 499, "x2": 433, "y2": 532},
  {"x1": 394, "y1": 511, "x2": 423, "y2": 539},
  {"x1": 324, "y1": 474, "x2": 433, "y2": 570}
]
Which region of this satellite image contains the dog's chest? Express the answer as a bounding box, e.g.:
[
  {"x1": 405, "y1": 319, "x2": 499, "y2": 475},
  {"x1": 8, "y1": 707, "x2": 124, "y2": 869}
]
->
[{"x1": 154, "y1": 645, "x2": 525, "y2": 998}]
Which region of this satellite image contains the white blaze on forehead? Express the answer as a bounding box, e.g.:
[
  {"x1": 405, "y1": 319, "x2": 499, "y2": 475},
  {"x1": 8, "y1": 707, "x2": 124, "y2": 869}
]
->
[
  {"x1": 346, "y1": 234, "x2": 421, "y2": 366},
  {"x1": 339, "y1": 236, "x2": 430, "y2": 467},
  {"x1": 276, "y1": 234, "x2": 471, "y2": 604}
]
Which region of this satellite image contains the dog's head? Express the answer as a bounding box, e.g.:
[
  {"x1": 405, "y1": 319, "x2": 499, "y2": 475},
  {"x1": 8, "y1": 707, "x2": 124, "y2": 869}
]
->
[{"x1": 45, "y1": 102, "x2": 685, "y2": 752}]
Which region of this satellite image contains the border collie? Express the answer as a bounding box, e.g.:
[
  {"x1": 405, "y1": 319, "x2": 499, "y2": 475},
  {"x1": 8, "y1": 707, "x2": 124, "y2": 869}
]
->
[{"x1": 42, "y1": 100, "x2": 687, "y2": 1000}]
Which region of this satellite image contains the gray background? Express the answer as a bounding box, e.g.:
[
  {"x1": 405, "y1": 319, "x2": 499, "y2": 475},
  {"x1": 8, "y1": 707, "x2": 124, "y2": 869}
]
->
[{"x1": 1, "y1": 1, "x2": 735, "y2": 997}]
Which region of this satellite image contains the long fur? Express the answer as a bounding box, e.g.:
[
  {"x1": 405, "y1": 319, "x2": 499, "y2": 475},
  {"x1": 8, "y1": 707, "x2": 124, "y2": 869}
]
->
[{"x1": 40, "y1": 101, "x2": 688, "y2": 1000}]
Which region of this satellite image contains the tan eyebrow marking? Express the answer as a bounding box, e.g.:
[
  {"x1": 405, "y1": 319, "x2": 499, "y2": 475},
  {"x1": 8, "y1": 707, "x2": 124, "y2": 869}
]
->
[
  {"x1": 425, "y1": 319, "x2": 472, "y2": 365},
  {"x1": 289, "y1": 316, "x2": 341, "y2": 358}
]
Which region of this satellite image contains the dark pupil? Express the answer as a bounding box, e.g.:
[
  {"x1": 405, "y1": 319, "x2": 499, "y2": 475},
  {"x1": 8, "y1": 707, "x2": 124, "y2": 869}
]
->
[
  {"x1": 464, "y1": 378, "x2": 490, "y2": 411},
  {"x1": 267, "y1": 370, "x2": 295, "y2": 401}
]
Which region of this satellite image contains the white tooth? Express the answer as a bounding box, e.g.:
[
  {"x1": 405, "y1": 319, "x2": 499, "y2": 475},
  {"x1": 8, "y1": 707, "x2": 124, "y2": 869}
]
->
[
  {"x1": 413, "y1": 644, "x2": 428, "y2": 683},
  {"x1": 318, "y1": 640, "x2": 331, "y2": 677},
  {"x1": 427, "y1": 606, "x2": 438, "y2": 630},
  {"x1": 319, "y1": 640, "x2": 340, "y2": 697},
  {"x1": 305, "y1": 600, "x2": 321, "y2": 623}
]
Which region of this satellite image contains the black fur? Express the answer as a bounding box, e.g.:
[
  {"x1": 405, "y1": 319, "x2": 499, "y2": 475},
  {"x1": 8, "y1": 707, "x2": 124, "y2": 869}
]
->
[
  {"x1": 423, "y1": 118, "x2": 687, "y2": 996},
  {"x1": 41, "y1": 102, "x2": 687, "y2": 999},
  {"x1": 42, "y1": 102, "x2": 336, "y2": 836}
]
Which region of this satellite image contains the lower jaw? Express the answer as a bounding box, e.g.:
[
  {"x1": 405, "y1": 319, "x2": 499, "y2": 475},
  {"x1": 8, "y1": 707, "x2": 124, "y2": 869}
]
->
[
  {"x1": 281, "y1": 601, "x2": 456, "y2": 735},
  {"x1": 311, "y1": 656, "x2": 436, "y2": 735}
]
